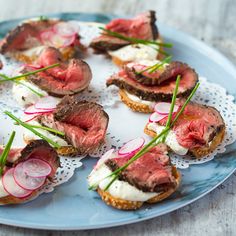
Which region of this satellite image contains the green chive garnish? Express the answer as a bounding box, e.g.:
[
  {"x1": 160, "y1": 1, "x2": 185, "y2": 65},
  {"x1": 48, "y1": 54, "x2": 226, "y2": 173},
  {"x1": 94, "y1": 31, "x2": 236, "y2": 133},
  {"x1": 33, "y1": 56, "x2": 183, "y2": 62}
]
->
[
  {"x1": 0, "y1": 131, "x2": 16, "y2": 176},
  {"x1": 4, "y1": 111, "x2": 64, "y2": 149},
  {"x1": 90, "y1": 79, "x2": 200, "y2": 191},
  {"x1": 99, "y1": 27, "x2": 172, "y2": 55}
]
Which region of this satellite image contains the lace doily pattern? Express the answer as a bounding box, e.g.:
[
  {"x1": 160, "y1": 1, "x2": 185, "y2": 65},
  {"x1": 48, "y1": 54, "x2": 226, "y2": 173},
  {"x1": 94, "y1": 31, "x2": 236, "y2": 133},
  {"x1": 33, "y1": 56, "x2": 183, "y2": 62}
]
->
[
  {"x1": 170, "y1": 77, "x2": 236, "y2": 168},
  {"x1": 0, "y1": 21, "x2": 235, "y2": 183}
]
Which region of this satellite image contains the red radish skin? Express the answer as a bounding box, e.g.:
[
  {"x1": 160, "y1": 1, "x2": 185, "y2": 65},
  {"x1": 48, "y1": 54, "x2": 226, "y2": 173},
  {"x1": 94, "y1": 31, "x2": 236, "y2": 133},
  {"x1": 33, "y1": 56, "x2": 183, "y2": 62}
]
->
[
  {"x1": 23, "y1": 114, "x2": 39, "y2": 123},
  {"x1": 24, "y1": 105, "x2": 54, "y2": 115},
  {"x1": 53, "y1": 22, "x2": 77, "y2": 38},
  {"x1": 154, "y1": 102, "x2": 179, "y2": 115},
  {"x1": 13, "y1": 163, "x2": 46, "y2": 191},
  {"x1": 2, "y1": 168, "x2": 33, "y2": 198},
  {"x1": 40, "y1": 30, "x2": 54, "y2": 44},
  {"x1": 118, "y1": 137, "x2": 145, "y2": 157},
  {"x1": 149, "y1": 112, "x2": 167, "y2": 123},
  {"x1": 22, "y1": 158, "x2": 52, "y2": 178},
  {"x1": 49, "y1": 33, "x2": 75, "y2": 48},
  {"x1": 34, "y1": 96, "x2": 60, "y2": 110}
]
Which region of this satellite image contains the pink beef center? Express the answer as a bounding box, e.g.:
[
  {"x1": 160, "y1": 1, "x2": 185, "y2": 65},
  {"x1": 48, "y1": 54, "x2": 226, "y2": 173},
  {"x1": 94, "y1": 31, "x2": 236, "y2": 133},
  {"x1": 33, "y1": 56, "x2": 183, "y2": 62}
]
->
[
  {"x1": 118, "y1": 69, "x2": 195, "y2": 93},
  {"x1": 106, "y1": 12, "x2": 153, "y2": 40},
  {"x1": 113, "y1": 146, "x2": 174, "y2": 186},
  {"x1": 159, "y1": 102, "x2": 222, "y2": 149}
]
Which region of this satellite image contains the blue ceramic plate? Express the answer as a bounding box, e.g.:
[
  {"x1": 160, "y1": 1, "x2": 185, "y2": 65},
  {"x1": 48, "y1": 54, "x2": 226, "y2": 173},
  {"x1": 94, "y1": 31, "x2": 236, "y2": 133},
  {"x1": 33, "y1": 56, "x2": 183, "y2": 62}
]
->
[{"x1": 0, "y1": 12, "x2": 236, "y2": 230}]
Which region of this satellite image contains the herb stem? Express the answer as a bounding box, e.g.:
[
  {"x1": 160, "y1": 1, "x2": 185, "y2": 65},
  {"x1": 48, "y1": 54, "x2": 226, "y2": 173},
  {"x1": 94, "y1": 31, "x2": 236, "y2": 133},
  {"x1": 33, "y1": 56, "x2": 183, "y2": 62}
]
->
[
  {"x1": 102, "y1": 80, "x2": 200, "y2": 191},
  {"x1": 4, "y1": 111, "x2": 61, "y2": 148},
  {"x1": 29, "y1": 124, "x2": 65, "y2": 136},
  {"x1": 99, "y1": 27, "x2": 172, "y2": 56},
  {"x1": 0, "y1": 63, "x2": 59, "y2": 82},
  {"x1": 0, "y1": 131, "x2": 16, "y2": 176},
  {"x1": 137, "y1": 55, "x2": 172, "y2": 75}
]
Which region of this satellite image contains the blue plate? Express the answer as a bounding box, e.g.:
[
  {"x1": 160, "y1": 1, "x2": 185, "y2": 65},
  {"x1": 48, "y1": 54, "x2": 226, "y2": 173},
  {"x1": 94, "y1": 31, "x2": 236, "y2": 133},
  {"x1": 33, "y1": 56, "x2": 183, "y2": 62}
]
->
[{"x1": 0, "y1": 12, "x2": 236, "y2": 230}]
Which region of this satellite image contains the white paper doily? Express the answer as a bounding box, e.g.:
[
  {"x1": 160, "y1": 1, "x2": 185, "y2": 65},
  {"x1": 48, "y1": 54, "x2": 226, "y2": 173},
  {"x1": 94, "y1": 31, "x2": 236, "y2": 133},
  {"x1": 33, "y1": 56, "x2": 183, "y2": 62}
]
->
[{"x1": 0, "y1": 19, "x2": 235, "y2": 195}]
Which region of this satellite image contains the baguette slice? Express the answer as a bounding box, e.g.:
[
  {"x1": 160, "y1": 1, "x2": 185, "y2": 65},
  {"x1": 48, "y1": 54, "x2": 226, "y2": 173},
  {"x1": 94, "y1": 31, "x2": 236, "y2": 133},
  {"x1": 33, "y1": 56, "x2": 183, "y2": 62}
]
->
[
  {"x1": 97, "y1": 166, "x2": 180, "y2": 210},
  {"x1": 144, "y1": 124, "x2": 225, "y2": 158},
  {"x1": 144, "y1": 101, "x2": 226, "y2": 158},
  {"x1": 119, "y1": 89, "x2": 154, "y2": 113},
  {"x1": 0, "y1": 140, "x2": 59, "y2": 205}
]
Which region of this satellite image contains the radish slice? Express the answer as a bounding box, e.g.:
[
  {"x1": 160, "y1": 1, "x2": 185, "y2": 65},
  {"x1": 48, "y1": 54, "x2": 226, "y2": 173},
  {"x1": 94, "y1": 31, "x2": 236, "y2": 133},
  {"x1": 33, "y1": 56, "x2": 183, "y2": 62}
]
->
[
  {"x1": 24, "y1": 105, "x2": 54, "y2": 115},
  {"x1": 118, "y1": 137, "x2": 145, "y2": 156},
  {"x1": 35, "y1": 96, "x2": 60, "y2": 110},
  {"x1": 23, "y1": 64, "x2": 43, "y2": 70},
  {"x1": 49, "y1": 33, "x2": 75, "y2": 48},
  {"x1": 2, "y1": 168, "x2": 33, "y2": 198},
  {"x1": 154, "y1": 102, "x2": 179, "y2": 115},
  {"x1": 53, "y1": 22, "x2": 76, "y2": 37},
  {"x1": 40, "y1": 30, "x2": 54, "y2": 44},
  {"x1": 14, "y1": 163, "x2": 46, "y2": 190},
  {"x1": 149, "y1": 112, "x2": 167, "y2": 123},
  {"x1": 23, "y1": 114, "x2": 39, "y2": 123},
  {"x1": 95, "y1": 149, "x2": 114, "y2": 169},
  {"x1": 23, "y1": 158, "x2": 52, "y2": 178}
]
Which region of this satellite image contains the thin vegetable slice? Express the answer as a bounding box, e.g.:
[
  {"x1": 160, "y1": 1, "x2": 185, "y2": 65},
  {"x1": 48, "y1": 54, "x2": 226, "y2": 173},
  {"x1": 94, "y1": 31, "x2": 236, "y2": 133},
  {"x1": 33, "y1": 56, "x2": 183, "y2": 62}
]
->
[
  {"x1": 118, "y1": 137, "x2": 145, "y2": 157},
  {"x1": 2, "y1": 168, "x2": 33, "y2": 198},
  {"x1": 53, "y1": 22, "x2": 76, "y2": 37},
  {"x1": 23, "y1": 158, "x2": 52, "y2": 178},
  {"x1": 13, "y1": 163, "x2": 46, "y2": 190},
  {"x1": 149, "y1": 112, "x2": 167, "y2": 123},
  {"x1": 154, "y1": 102, "x2": 179, "y2": 115},
  {"x1": 24, "y1": 105, "x2": 54, "y2": 115},
  {"x1": 34, "y1": 96, "x2": 60, "y2": 110}
]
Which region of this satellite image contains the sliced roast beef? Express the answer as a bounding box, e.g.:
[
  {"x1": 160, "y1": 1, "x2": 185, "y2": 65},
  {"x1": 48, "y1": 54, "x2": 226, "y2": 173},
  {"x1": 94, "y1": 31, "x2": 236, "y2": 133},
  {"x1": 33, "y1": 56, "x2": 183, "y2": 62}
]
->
[
  {"x1": 158, "y1": 99, "x2": 225, "y2": 149},
  {"x1": 38, "y1": 95, "x2": 109, "y2": 155},
  {"x1": 90, "y1": 11, "x2": 159, "y2": 52},
  {"x1": 124, "y1": 61, "x2": 166, "y2": 86},
  {"x1": 0, "y1": 20, "x2": 58, "y2": 54},
  {"x1": 0, "y1": 19, "x2": 82, "y2": 59},
  {"x1": 105, "y1": 144, "x2": 177, "y2": 193},
  {"x1": 25, "y1": 47, "x2": 92, "y2": 96},
  {"x1": 107, "y1": 61, "x2": 198, "y2": 102},
  {"x1": 1, "y1": 140, "x2": 59, "y2": 177}
]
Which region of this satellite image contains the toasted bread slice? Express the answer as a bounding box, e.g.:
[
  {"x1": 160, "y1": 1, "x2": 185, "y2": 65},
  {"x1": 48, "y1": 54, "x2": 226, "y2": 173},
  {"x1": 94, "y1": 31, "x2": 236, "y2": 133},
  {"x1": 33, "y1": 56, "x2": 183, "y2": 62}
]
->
[
  {"x1": 9, "y1": 46, "x2": 76, "y2": 64},
  {"x1": 119, "y1": 89, "x2": 154, "y2": 113},
  {"x1": 97, "y1": 167, "x2": 180, "y2": 210},
  {"x1": 144, "y1": 124, "x2": 226, "y2": 158}
]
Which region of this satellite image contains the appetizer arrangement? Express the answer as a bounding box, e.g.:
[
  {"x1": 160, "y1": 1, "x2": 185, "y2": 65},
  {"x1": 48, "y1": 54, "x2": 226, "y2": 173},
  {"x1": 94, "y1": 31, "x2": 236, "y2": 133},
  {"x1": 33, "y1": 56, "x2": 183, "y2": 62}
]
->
[
  {"x1": 0, "y1": 132, "x2": 59, "y2": 204},
  {"x1": 0, "y1": 11, "x2": 233, "y2": 214}
]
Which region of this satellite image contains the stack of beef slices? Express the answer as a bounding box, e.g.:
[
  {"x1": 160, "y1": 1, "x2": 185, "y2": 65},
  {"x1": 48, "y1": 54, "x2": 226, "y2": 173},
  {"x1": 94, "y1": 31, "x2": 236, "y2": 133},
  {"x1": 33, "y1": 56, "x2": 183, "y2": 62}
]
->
[{"x1": 90, "y1": 11, "x2": 164, "y2": 67}]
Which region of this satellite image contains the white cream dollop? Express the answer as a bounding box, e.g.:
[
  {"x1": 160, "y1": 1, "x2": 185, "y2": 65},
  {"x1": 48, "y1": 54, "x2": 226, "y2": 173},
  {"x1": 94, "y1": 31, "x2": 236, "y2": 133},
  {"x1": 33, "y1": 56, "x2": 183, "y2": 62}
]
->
[
  {"x1": 88, "y1": 157, "x2": 159, "y2": 202},
  {"x1": 108, "y1": 44, "x2": 159, "y2": 63},
  {"x1": 147, "y1": 123, "x2": 188, "y2": 155},
  {"x1": 125, "y1": 91, "x2": 155, "y2": 108},
  {"x1": 12, "y1": 80, "x2": 48, "y2": 107}
]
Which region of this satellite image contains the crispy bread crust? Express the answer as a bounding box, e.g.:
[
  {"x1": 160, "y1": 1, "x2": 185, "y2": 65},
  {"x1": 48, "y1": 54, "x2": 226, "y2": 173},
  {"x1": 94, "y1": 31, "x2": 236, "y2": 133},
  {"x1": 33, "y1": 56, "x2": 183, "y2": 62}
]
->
[
  {"x1": 144, "y1": 124, "x2": 226, "y2": 158},
  {"x1": 97, "y1": 167, "x2": 180, "y2": 210},
  {"x1": 8, "y1": 46, "x2": 76, "y2": 64},
  {"x1": 119, "y1": 89, "x2": 154, "y2": 113}
]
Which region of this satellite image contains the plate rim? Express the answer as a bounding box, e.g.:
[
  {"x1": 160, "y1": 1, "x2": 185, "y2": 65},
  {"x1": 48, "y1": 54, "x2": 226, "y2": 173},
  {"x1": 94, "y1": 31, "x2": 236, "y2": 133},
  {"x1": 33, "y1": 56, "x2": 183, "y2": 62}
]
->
[{"x1": 0, "y1": 12, "x2": 235, "y2": 230}]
